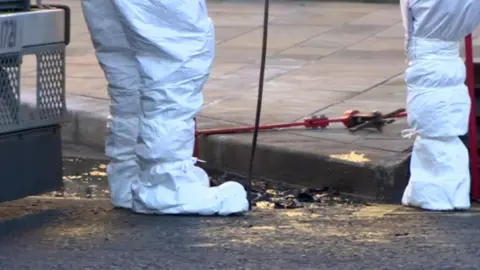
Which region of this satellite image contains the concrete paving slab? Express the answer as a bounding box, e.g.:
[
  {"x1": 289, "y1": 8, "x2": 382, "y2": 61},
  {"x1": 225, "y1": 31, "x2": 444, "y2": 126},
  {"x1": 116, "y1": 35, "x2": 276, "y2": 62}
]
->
[
  {"x1": 354, "y1": 84, "x2": 406, "y2": 102},
  {"x1": 209, "y1": 62, "x2": 249, "y2": 79},
  {"x1": 373, "y1": 22, "x2": 405, "y2": 38},
  {"x1": 200, "y1": 89, "x2": 346, "y2": 124},
  {"x1": 348, "y1": 37, "x2": 405, "y2": 51},
  {"x1": 21, "y1": 0, "x2": 476, "y2": 202},
  {"x1": 298, "y1": 27, "x2": 387, "y2": 51},
  {"x1": 213, "y1": 59, "x2": 308, "y2": 88},
  {"x1": 268, "y1": 59, "x2": 402, "y2": 93},
  {"x1": 270, "y1": 11, "x2": 368, "y2": 26},
  {"x1": 218, "y1": 25, "x2": 332, "y2": 50},
  {"x1": 294, "y1": 1, "x2": 391, "y2": 14},
  {"x1": 276, "y1": 46, "x2": 337, "y2": 59},
  {"x1": 349, "y1": 8, "x2": 402, "y2": 25},
  {"x1": 214, "y1": 27, "x2": 257, "y2": 45}
]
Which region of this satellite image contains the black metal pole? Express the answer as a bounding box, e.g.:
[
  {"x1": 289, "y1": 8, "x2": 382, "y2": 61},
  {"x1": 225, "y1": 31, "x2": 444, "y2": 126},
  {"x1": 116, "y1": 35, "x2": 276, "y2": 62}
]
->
[{"x1": 246, "y1": 0, "x2": 269, "y2": 210}]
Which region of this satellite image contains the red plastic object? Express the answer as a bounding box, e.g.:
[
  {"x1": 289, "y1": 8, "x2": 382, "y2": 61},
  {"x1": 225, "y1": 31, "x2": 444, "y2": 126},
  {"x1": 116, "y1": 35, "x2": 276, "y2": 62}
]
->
[
  {"x1": 465, "y1": 34, "x2": 480, "y2": 200},
  {"x1": 195, "y1": 117, "x2": 335, "y2": 136},
  {"x1": 195, "y1": 110, "x2": 407, "y2": 136},
  {"x1": 195, "y1": 112, "x2": 349, "y2": 136}
]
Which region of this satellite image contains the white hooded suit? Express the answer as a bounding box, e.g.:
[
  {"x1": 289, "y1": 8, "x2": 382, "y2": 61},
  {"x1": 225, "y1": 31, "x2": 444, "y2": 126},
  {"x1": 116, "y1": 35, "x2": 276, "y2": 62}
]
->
[
  {"x1": 81, "y1": 0, "x2": 249, "y2": 215},
  {"x1": 400, "y1": 0, "x2": 480, "y2": 210}
]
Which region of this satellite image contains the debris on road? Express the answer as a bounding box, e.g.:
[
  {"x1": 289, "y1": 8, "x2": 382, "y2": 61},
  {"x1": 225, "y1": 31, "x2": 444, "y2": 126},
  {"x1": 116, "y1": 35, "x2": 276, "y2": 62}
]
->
[
  {"x1": 211, "y1": 172, "x2": 369, "y2": 209},
  {"x1": 43, "y1": 158, "x2": 369, "y2": 209},
  {"x1": 42, "y1": 157, "x2": 111, "y2": 199}
]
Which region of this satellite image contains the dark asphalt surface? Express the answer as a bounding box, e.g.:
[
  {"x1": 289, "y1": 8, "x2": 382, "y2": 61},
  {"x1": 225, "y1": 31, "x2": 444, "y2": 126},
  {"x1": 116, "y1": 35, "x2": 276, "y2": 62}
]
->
[
  {"x1": 1, "y1": 144, "x2": 479, "y2": 269},
  {"x1": 1, "y1": 197, "x2": 480, "y2": 270}
]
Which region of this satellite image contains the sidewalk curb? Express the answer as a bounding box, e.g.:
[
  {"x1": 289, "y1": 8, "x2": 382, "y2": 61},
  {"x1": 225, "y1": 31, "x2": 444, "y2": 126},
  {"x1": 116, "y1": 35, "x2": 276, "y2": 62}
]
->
[
  {"x1": 20, "y1": 92, "x2": 109, "y2": 150},
  {"x1": 20, "y1": 93, "x2": 410, "y2": 202},
  {"x1": 198, "y1": 135, "x2": 410, "y2": 202}
]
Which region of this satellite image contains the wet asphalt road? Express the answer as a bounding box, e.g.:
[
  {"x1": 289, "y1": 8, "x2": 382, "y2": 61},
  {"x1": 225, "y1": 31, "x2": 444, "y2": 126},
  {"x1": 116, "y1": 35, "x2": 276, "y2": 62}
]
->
[
  {"x1": 1, "y1": 197, "x2": 480, "y2": 270},
  {"x1": 1, "y1": 144, "x2": 479, "y2": 269}
]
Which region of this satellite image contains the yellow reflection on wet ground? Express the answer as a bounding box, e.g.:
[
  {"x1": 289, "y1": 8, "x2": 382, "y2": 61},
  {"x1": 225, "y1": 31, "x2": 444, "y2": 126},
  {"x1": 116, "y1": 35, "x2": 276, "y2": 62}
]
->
[{"x1": 329, "y1": 151, "x2": 371, "y2": 163}]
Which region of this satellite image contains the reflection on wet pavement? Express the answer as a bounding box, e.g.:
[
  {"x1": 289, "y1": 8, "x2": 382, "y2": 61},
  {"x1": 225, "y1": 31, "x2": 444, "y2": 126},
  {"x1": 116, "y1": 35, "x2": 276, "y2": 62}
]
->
[{"x1": 40, "y1": 157, "x2": 110, "y2": 199}]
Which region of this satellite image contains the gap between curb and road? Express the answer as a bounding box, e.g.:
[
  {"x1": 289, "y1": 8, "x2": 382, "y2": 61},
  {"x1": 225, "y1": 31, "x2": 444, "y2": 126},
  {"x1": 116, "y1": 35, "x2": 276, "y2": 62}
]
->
[{"x1": 19, "y1": 90, "x2": 411, "y2": 203}]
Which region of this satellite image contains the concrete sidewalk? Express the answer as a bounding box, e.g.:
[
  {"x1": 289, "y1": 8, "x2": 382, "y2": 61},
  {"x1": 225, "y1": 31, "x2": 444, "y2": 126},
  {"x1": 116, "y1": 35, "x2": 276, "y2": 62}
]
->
[{"x1": 20, "y1": 1, "x2": 480, "y2": 201}]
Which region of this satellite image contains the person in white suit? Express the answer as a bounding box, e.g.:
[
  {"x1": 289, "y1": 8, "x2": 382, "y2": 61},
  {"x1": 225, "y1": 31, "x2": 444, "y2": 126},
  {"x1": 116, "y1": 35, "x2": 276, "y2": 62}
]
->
[
  {"x1": 400, "y1": 0, "x2": 480, "y2": 210},
  {"x1": 81, "y1": 0, "x2": 249, "y2": 215}
]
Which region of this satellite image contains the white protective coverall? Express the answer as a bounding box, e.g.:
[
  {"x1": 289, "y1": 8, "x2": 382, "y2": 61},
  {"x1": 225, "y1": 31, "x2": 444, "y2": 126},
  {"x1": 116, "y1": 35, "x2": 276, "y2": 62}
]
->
[
  {"x1": 81, "y1": 0, "x2": 249, "y2": 215},
  {"x1": 400, "y1": 0, "x2": 480, "y2": 210}
]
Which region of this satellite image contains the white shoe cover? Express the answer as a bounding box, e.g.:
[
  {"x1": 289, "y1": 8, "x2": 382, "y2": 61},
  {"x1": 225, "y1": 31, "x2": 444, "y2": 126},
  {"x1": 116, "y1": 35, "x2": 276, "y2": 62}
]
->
[
  {"x1": 402, "y1": 136, "x2": 471, "y2": 211},
  {"x1": 132, "y1": 165, "x2": 249, "y2": 216},
  {"x1": 216, "y1": 181, "x2": 250, "y2": 216}
]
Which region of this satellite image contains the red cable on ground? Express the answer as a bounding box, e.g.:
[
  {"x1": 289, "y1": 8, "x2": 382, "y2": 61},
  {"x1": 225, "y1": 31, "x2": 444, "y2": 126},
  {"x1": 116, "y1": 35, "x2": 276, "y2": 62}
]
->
[
  {"x1": 196, "y1": 112, "x2": 407, "y2": 136},
  {"x1": 465, "y1": 34, "x2": 480, "y2": 200}
]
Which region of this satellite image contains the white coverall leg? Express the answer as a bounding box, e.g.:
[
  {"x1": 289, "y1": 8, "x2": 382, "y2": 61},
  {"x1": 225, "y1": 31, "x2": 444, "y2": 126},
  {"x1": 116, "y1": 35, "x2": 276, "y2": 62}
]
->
[
  {"x1": 82, "y1": 0, "x2": 141, "y2": 209},
  {"x1": 400, "y1": 0, "x2": 480, "y2": 210},
  {"x1": 82, "y1": 0, "x2": 249, "y2": 215}
]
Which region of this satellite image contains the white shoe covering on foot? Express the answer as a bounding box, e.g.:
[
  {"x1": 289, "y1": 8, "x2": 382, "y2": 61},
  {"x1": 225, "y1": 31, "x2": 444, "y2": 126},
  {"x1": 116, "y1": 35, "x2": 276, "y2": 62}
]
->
[
  {"x1": 402, "y1": 136, "x2": 471, "y2": 211},
  {"x1": 132, "y1": 160, "x2": 249, "y2": 216}
]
